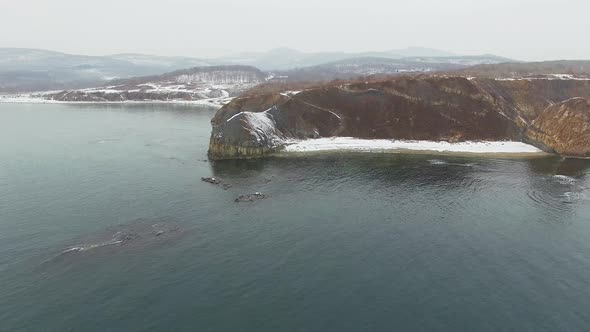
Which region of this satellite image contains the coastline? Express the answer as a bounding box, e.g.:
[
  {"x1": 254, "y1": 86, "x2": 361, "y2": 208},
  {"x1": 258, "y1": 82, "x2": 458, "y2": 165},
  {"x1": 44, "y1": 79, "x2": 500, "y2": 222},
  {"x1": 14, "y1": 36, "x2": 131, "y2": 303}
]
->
[{"x1": 0, "y1": 95, "x2": 232, "y2": 108}]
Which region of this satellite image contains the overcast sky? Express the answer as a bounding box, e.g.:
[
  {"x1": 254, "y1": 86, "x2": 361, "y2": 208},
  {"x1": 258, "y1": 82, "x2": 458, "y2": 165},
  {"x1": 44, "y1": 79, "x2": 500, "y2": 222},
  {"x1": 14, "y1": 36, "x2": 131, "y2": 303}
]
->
[{"x1": 1, "y1": 0, "x2": 588, "y2": 61}]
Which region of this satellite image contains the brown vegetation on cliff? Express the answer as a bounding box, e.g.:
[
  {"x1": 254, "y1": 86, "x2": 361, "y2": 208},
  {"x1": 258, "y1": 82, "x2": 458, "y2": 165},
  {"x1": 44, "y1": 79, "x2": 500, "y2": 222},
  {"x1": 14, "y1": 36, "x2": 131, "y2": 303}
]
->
[
  {"x1": 526, "y1": 98, "x2": 590, "y2": 157},
  {"x1": 209, "y1": 75, "x2": 590, "y2": 159}
]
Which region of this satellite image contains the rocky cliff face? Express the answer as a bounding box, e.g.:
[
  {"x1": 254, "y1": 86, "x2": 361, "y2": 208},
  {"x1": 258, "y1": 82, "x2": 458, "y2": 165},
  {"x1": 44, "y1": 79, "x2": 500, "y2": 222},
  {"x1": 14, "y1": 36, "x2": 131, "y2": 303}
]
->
[
  {"x1": 526, "y1": 98, "x2": 590, "y2": 157},
  {"x1": 209, "y1": 76, "x2": 590, "y2": 159}
]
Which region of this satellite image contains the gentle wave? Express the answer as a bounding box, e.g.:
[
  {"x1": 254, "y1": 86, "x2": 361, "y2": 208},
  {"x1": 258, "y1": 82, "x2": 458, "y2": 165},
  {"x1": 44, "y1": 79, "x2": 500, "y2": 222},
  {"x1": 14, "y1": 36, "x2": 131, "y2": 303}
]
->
[
  {"x1": 428, "y1": 159, "x2": 475, "y2": 167},
  {"x1": 553, "y1": 175, "x2": 577, "y2": 185},
  {"x1": 57, "y1": 223, "x2": 180, "y2": 257}
]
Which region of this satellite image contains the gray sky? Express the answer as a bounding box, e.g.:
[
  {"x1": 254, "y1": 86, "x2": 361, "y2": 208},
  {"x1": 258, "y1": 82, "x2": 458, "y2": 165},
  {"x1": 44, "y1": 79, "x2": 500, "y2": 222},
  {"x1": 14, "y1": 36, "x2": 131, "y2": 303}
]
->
[{"x1": 1, "y1": 0, "x2": 588, "y2": 61}]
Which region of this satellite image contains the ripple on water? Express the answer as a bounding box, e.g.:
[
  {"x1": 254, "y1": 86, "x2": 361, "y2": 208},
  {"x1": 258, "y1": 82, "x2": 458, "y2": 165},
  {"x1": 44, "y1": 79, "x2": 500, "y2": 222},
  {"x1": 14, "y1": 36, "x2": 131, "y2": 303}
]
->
[
  {"x1": 526, "y1": 190, "x2": 572, "y2": 212},
  {"x1": 525, "y1": 174, "x2": 586, "y2": 218},
  {"x1": 50, "y1": 218, "x2": 185, "y2": 262},
  {"x1": 428, "y1": 159, "x2": 475, "y2": 167},
  {"x1": 562, "y1": 191, "x2": 588, "y2": 203},
  {"x1": 553, "y1": 175, "x2": 577, "y2": 185}
]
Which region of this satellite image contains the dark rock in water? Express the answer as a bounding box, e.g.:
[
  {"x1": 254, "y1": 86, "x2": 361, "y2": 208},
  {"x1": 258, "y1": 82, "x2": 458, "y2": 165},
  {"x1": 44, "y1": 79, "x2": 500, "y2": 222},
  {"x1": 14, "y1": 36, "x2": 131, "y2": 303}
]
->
[
  {"x1": 202, "y1": 176, "x2": 232, "y2": 189},
  {"x1": 201, "y1": 177, "x2": 222, "y2": 185},
  {"x1": 112, "y1": 230, "x2": 138, "y2": 242},
  {"x1": 235, "y1": 192, "x2": 267, "y2": 202},
  {"x1": 151, "y1": 223, "x2": 180, "y2": 237}
]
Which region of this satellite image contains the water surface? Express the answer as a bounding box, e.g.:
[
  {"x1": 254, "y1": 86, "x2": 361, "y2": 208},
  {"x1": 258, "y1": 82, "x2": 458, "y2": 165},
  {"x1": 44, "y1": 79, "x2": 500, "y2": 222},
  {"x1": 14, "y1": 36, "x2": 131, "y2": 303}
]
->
[{"x1": 1, "y1": 104, "x2": 590, "y2": 331}]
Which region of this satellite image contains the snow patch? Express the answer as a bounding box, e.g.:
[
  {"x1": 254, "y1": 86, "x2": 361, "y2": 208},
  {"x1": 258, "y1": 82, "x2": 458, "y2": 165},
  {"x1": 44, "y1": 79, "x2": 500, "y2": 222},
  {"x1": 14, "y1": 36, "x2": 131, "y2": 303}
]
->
[
  {"x1": 280, "y1": 90, "x2": 302, "y2": 97},
  {"x1": 0, "y1": 94, "x2": 233, "y2": 107},
  {"x1": 243, "y1": 111, "x2": 278, "y2": 143},
  {"x1": 495, "y1": 74, "x2": 590, "y2": 81},
  {"x1": 283, "y1": 137, "x2": 544, "y2": 154},
  {"x1": 224, "y1": 110, "x2": 282, "y2": 143}
]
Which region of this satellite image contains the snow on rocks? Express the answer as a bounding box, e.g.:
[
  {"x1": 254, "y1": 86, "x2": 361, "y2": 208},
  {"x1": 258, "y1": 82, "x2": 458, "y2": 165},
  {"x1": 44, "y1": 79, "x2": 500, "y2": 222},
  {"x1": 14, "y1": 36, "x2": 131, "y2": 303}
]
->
[
  {"x1": 495, "y1": 74, "x2": 590, "y2": 81},
  {"x1": 279, "y1": 90, "x2": 302, "y2": 97},
  {"x1": 243, "y1": 110, "x2": 281, "y2": 143}
]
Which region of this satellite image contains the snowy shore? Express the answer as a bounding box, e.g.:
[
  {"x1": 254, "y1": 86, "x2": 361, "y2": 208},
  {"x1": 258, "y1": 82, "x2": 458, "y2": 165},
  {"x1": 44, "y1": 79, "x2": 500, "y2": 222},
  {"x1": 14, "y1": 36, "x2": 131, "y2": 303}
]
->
[
  {"x1": 0, "y1": 95, "x2": 232, "y2": 108},
  {"x1": 283, "y1": 137, "x2": 545, "y2": 155}
]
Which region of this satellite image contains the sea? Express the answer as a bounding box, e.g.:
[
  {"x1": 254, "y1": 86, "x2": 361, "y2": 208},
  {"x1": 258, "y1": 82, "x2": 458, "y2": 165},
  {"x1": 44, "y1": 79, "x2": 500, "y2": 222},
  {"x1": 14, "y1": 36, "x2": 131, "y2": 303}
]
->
[{"x1": 1, "y1": 103, "x2": 590, "y2": 331}]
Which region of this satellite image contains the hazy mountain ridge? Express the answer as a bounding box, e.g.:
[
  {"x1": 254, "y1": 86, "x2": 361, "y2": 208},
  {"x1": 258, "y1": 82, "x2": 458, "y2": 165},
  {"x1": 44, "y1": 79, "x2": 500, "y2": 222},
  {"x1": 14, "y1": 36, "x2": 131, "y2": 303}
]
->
[
  {"x1": 30, "y1": 65, "x2": 266, "y2": 106},
  {"x1": 273, "y1": 55, "x2": 513, "y2": 81},
  {"x1": 218, "y1": 47, "x2": 466, "y2": 70},
  {"x1": 455, "y1": 60, "x2": 590, "y2": 78},
  {"x1": 0, "y1": 47, "x2": 513, "y2": 92},
  {"x1": 108, "y1": 65, "x2": 266, "y2": 86},
  {"x1": 0, "y1": 48, "x2": 213, "y2": 93}
]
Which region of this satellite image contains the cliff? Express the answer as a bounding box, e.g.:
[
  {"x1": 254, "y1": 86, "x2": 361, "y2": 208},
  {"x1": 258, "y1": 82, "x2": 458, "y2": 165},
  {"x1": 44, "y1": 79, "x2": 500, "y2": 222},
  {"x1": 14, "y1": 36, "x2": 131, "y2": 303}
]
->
[
  {"x1": 526, "y1": 98, "x2": 590, "y2": 157},
  {"x1": 208, "y1": 76, "x2": 590, "y2": 159}
]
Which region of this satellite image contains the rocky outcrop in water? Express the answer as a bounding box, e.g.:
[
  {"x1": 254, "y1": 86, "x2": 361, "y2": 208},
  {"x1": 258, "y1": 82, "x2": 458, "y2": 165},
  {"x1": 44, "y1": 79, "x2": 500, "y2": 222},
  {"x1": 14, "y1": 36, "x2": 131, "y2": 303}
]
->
[
  {"x1": 201, "y1": 177, "x2": 232, "y2": 189},
  {"x1": 201, "y1": 177, "x2": 222, "y2": 184},
  {"x1": 208, "y1": 76, "x2": 590, "y2": 159},
  {"x1": 234, "y1": 192, "x2": 267, "y2": 202}
]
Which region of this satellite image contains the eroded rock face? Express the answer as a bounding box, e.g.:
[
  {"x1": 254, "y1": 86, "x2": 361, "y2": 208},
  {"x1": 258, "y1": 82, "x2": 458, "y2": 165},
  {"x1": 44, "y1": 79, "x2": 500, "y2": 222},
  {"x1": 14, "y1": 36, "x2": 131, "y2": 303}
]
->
[
  {"x1": 209, "y1": 100, "x2": 343, "y2": 159},
  {"x1": 526, "y1": 98, "x2": 590, "y2": 157},
  {"x1": 208, "y1": 76, "x2": 590, "y2": 159}
]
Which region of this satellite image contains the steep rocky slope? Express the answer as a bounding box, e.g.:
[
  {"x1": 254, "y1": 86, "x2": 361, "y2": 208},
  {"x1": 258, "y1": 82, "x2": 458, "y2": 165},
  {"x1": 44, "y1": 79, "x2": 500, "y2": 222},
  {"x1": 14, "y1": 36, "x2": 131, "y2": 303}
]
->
[
  {"x1": 526, "y1": 98, "x2": 590, "y2": 157},
  {"x1": 209, "y1": 76, "x2": 590, "y2": 159}
]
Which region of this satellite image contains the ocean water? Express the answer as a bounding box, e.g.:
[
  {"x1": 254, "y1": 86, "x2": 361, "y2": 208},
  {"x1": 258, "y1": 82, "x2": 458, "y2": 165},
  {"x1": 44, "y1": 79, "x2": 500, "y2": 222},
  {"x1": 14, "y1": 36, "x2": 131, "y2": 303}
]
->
[{"x1": 2, "y1": 103, "x2": 590, "y2": 331}]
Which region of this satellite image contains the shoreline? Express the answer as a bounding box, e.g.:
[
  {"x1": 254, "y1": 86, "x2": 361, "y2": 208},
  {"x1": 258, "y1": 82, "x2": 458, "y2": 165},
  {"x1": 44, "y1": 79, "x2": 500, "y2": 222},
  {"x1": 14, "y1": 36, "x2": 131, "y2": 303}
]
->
[
  {"x1": 0, "y1": 95, "x2": 231, "y2": 108},
  {"x1": 281, "y1": 137, "x2": 548, "y2": 157}
]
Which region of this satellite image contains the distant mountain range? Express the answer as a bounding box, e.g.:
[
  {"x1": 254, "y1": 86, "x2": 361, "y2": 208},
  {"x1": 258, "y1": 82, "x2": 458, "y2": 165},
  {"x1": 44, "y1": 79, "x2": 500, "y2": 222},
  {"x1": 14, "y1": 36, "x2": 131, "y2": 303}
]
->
[
  {"x1": 0, "y1": 47, "x2": 514, "y2": 93},
  {"x1": 3, "y1": 57, "x2": 590, "y2": 106},
  {"x1": 455, "y1": 60, "x2": 590, "y2": 78},
  {"x1": 275, "y1": 55, "x2": 514, "y2": 81},
  {"x1": 0, "y1": 48, "x2": 211, "y2": 92},
  {"x1": 215, "y1": 47, "x2": 462, "y2": 70}
]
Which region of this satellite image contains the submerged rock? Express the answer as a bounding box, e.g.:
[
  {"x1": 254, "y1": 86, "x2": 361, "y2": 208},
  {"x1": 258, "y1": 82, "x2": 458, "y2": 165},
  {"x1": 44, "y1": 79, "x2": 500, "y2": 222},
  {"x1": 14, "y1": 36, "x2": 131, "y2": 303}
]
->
[
  {"x1": 57, "y1": 218, "x2": 185, "y2": 257},
  {"x1": 151, "y1": 223, "x2": 180, "y2": 237},
  {"x1": 201, "y1": 177, "x2": 232, "y2": 190},
  {"x1": 112, "y1": 230, "x2": 138, "y2": 242},
  {"x1": 201, "y1": 177, "x2": 222, "y2": 185},
  {"x1": 234, "y1": 192, "x2": 268, "y2": 202}
]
